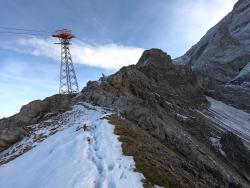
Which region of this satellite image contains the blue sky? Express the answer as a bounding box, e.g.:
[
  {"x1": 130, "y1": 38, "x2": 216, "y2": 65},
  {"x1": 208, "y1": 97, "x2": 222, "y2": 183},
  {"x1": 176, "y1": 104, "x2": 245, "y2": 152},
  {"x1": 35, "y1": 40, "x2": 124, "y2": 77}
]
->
[{"x1": 0, "y1": 0, "x2": 237, "y2": 117}]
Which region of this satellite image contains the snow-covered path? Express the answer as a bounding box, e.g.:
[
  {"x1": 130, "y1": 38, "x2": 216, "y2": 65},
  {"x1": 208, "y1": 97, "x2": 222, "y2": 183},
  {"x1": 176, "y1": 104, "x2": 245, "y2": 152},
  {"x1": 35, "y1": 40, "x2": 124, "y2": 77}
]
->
[
  {"x1": 200, "y1": 97, "x2": 250, "y2": 143},
  {"x1": 0, "y1": 103, "x2": 144, "y2": 188}
]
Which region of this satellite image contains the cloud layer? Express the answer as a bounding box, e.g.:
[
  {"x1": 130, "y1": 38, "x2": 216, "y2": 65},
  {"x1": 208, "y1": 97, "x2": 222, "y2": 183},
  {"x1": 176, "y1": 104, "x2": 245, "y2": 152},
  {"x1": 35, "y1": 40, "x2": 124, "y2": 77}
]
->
[{"x1": 17, "y1": 37, "x2": 144, "y2": 70}]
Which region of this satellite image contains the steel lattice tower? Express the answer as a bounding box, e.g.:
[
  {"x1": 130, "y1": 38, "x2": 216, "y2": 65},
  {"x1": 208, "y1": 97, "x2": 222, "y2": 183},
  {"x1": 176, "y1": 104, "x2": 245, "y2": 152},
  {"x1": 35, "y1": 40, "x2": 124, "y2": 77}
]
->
[{"x1": 52, "y1": 29, "x2": 79, "y2": 94}]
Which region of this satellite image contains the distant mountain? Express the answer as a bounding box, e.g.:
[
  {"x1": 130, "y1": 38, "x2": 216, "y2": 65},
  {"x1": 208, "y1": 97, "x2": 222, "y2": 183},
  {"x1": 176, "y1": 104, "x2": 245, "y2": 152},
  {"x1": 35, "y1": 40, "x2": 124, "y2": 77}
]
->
[{"x1": 174, "y1": 0, "x2": 250, "y2": 112}]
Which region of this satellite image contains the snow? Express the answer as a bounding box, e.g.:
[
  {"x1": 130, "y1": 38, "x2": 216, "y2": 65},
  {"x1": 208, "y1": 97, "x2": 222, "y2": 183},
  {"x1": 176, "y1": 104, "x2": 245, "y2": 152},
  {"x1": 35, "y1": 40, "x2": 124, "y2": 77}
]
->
[
  {"x1": 142, "y1": 59, "x2": 149, "y2": 65},
  {"x1": 200, "y1": 97, "x2": 250, "y2": 144},
  {"x1": 176, "y1": 113, "x2": 188, "y2": 121},
  {"x1": 165, "y1": 100, "x2": 174, "y2": 107},
  {"x1": 0, "y1": 107, "x2": 87, "y2": 164},
  {"x1": 209, "y1": 137, "x2": 226, "y2": 157},
  {"x1": 231, "y1": 62, "x2": 250, "y2": 81},
  {"x1": 154, "y1": 185, "x2": 165, "y2": 188},
  {"x1": 0, "y1": 103, "x2": 144, "y2": 188},
  {"x1": 241, "y1": 81, "x2": 250, "y2": 88}
]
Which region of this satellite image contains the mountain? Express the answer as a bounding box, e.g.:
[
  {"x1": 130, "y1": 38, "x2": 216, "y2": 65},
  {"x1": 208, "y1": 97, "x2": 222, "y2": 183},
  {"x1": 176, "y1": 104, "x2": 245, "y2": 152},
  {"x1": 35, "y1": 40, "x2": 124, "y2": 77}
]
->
[
  {"x1": 1, "y1": 0, "x2": 250, "y2": 188},
  {"x1": 1, "y1": 48, "x2": 249, "y2": 187},
  {"x1": 75, "y1": 49, "x2": 250, "y2": 187},
  {"x1": 174, "y1": 0, "x2": 250, "y2": 112}
]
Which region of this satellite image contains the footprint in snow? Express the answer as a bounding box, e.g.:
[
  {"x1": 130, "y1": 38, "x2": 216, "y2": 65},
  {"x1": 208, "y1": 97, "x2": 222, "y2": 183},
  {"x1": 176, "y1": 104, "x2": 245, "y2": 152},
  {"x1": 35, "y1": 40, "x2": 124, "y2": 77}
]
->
[{"x1": 108, "y1": 161, "x2": 115, "y2": 171}]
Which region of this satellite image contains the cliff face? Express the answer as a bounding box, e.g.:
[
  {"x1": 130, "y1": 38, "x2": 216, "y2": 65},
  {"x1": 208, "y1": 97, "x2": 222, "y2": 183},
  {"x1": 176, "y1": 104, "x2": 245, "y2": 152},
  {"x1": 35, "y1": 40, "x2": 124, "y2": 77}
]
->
[{"x1": 174, "y1": 0, "x2": 250, "y2": 112}]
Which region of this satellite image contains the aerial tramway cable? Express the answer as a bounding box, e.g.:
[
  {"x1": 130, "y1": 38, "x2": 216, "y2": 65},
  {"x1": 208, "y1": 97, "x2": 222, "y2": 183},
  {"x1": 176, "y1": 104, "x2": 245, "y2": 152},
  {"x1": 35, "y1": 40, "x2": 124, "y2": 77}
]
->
[
  {"x1": 0, "y1": 31, "x2": 49, "y2": 36},
  {"x1": 0, "y1": 26, "x2": 51, "y2": 37},
  {"x1": 0, "y1": 26, "x2": 87, "y2": 42},
  {"x1": 0, "y1": 26, "x2": 49, "y2": 33}
]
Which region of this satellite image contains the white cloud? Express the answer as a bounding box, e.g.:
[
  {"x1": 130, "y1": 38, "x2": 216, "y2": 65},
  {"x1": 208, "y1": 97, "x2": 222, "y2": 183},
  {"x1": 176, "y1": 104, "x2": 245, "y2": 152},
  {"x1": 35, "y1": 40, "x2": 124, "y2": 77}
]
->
[
  {"x1": 0, "y1": 38, "x2": 144, "y2": 116},
  {"x1": 17, "y1": 37, "x2": 144, "y2": 70}
]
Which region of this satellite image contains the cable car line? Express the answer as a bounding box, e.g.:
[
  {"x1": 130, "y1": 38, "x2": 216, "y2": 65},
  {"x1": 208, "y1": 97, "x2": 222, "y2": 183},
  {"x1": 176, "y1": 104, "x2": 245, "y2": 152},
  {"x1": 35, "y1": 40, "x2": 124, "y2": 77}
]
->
[{"x1": 0, "y1": 26, "x2": 49, "y2": 33}]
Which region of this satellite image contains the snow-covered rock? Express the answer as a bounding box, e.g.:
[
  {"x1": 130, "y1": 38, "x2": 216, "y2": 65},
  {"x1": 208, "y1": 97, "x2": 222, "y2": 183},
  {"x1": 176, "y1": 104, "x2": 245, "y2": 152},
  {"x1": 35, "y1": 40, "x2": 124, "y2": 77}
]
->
[
  {"x1": 231, "y1": 62, "x2": 250, "y2": 83},
  {"x1": 209, "y1": 136, "x2": 226, "y2": 157}
]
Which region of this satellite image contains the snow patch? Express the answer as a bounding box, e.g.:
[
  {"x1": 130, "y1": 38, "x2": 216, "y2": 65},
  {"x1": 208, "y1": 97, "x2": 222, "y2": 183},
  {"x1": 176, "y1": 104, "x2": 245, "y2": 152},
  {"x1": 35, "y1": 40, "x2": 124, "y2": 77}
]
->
[
  {"x1": 175, "y1": 113, "x2": 189, "y2": 123},
  {"x1": 142, "y1": 58, "x2": 149, "y2": 65},
  {"x1": 209, "y1": 136, "x2": 226, "y2": 157},
  {"x1": 241, "y1": 81, "x2": 250, "y2": 88},
  {"x1": 0, "y1": 106, "x2": 87, "y2": 164},
  {"x1": 231, "y1": 62, "x2": 250, "y2": 81},
  {"x1": 0, "y1": 103, "x2": 144, "y2": 188},
  {"x1": 176, "y1": 113, "x2": 188, "y2": 120},
  {"x1": 199, "y1": 97, "x2": 250, "y2": 144},
  {"x1": 154, "y1": 185, "x2": 165, "y2": 188}
]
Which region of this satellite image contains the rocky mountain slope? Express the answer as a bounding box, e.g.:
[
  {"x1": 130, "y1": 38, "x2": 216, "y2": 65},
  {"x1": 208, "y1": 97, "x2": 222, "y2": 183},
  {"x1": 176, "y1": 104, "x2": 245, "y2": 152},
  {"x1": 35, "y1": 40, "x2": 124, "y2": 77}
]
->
[
  {"x1": 75, "y1": 49, "x2": 250, "y2": 188},
  {"x1": 174, "y1": 0, "x2": 250, "y2": 112},
  {"x1": 0, "y1": 49, "x2": 249, "y2": 188}
]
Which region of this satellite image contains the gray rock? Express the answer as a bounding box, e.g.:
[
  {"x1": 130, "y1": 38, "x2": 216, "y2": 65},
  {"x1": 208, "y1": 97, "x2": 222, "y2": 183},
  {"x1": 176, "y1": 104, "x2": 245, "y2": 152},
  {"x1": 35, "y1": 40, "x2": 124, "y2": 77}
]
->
[
  {"x1": 0, "y1": 127, "x2": 26, "y2": 151},
  {"x1": 221, "y1": 131, "x2": 250, "y2": 181},
  {"x1": 174, "y1": 0, "x2": 250, "y2": 112},
  {"x1": 0, "y1": 94, "x2": 76, "y2": 151}
]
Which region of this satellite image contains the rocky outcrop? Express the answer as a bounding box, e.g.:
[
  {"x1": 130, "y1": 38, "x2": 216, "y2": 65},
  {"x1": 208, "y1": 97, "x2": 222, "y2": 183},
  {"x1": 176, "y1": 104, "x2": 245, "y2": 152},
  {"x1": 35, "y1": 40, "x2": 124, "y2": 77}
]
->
[
  {"x1": 0, "y1": 127, "x2": 26, "y2": 152},
  {"x1": 75, "y1": 49, "x2": 250, "y2": 187},
  {"x1": 174, "y1": 0, "x2": 250, "y2": 112},
  {"x1": 77, "y1": 49, "x2": 206, "y2": 111},
  {"x1": 0, "y1": 94, "x2": 75, "y2": 151},
  {"x1": 221, "y1": 132, "x2": 250, "y2": 180}
]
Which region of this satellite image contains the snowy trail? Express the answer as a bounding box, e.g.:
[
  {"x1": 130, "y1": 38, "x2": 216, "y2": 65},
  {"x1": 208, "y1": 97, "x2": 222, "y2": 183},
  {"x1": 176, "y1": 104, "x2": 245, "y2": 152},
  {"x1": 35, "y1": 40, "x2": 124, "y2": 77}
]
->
[
  {"x1": 200, "y1": 97, "x2": 250, "y2": 144},
  {"x1": 0, "y1": 103, "x2": 144, "y2": 188}
]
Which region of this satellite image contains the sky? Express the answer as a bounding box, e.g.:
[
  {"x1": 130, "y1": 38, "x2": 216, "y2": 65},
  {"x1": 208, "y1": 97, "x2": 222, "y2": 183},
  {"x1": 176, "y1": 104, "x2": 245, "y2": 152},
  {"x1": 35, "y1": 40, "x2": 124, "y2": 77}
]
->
[{"x1": 0, "y1": 0, "x2": 238, "y2": 117}]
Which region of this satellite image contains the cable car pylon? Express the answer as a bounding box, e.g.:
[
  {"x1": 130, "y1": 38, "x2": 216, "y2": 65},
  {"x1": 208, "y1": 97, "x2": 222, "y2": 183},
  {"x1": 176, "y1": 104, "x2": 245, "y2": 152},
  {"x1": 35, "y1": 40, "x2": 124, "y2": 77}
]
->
[{"x1": 52, "y1": 29, "x2": 79, "y2": 94}]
